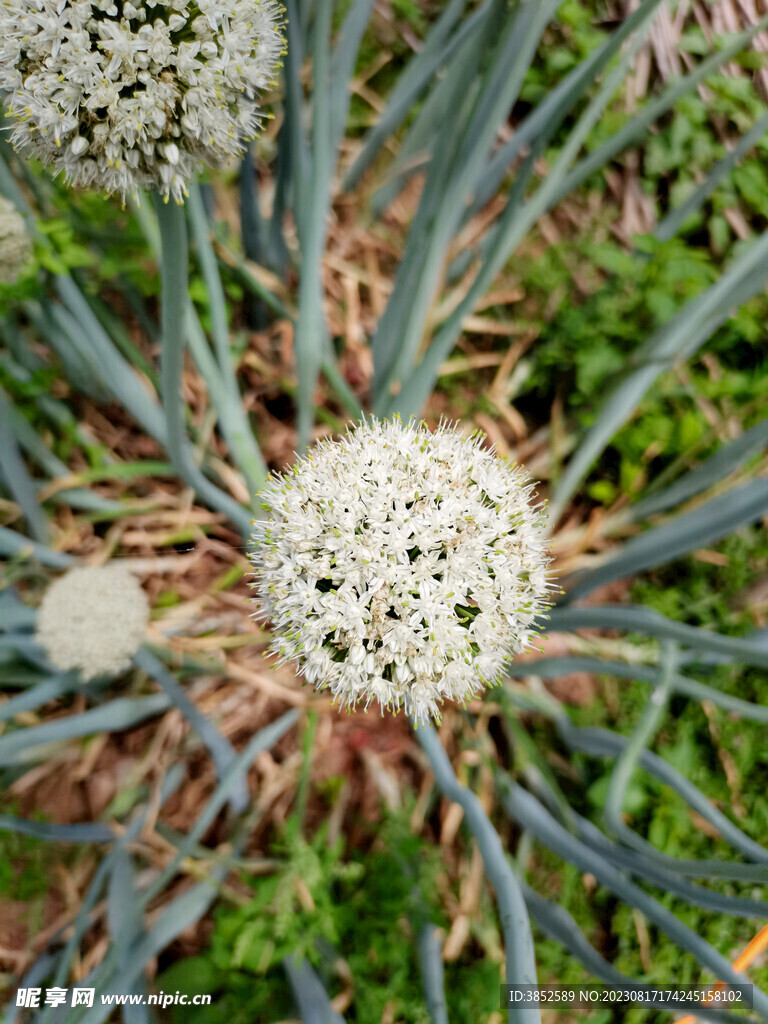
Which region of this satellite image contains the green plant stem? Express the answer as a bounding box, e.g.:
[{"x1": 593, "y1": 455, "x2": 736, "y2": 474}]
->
[
  {"x1": 545, "y1": 603, "x2": 768, "y2": 671},
  {"x1": 498, "y1": 776, "x2": 768, "y2": 1019},
  {"x1": 0, "y1": 385, "x2": 49, "y2": 543},
  {"x1": 187, "y1": 185, "x2": 268, "y2": 495},
  {"x1": 556, "y1": 720, "x2": 768, "y2": 873},
  {"x1": 415, "y1": 721, "x2": 540, "y2": 1024},
  {"x1": 283, "y1": 957, "x2": 345, "y2": 1024},
  {"x1": 604, "y1": 640, "x2": 676, "y2": 842},
  {"x1": 153, "y1": 196, "x2": 251, "y2": 538},
  {"x1": 294, "y1": 0, "x2": 333, "y2": 451},
  {"x1": 521, "y1": 884, "x2": 751, "y2": 1024},
  {"x1": 519, "y1": 653, "x2": 768, "y2": 724},
  {"x1": 134, "y1": 649, "x2": 248, "y2": 814},
  {"x1": 294, "y1": 708, "x2": 317, "y2": 836},
  {"x1": 417, "y1": 923, "x2": 449, "y2": 1024},
  {"x1": 0, "y1": 526, "x2": 75, "y2": 569}
]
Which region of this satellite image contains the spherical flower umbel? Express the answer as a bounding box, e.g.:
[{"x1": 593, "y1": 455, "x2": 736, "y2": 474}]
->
[
  {"x1": 0, "y1": 0, "x2": 285, "y2": 202},
  {"x1": 0, "y1": 197, "x2": 33, "y2": 284},
  {"x1": 36, "y1": 564, "x2": 150, "y2": 679},
  {"x1": 250, "y1": 418, "x2": 554, "y2": 724}
]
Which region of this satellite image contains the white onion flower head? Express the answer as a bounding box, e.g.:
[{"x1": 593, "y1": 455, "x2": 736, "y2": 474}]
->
[
  {"x1": 0, "y1": 0, "x2": 285, "y2": 203},
  {"x1": 250, "y1": 418, "x2": 554, "y2": 724},
  {"x1": 36, "y1": 564, "x2": 150, "y2": 679},
  {"x1": 0, "y1": 198, "x2": 33, "y2": 284}
]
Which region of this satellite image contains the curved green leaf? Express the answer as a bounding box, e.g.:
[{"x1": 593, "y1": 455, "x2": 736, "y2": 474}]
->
[
  {"x1": 562, "y1": 477, "x2": 768, "y2": 601},
  {"x1": 544, "y1": 604, "x2": 768, "y2": 668},
  {"x1": 498, "y1": 775, "x2": 768, "y2": 1017},
  {"x1": 0, "y1": 694, "x2": 171, "y2": 766},
  {"x1": 549, "y1": 234, "x2": 768, "y2": 526},
  {"x1": 516, "y1": 654, "x2": 768, "y2": 723},
  {"x1": 522, "y1": 885, "x2": 753, "y2": 1024}
]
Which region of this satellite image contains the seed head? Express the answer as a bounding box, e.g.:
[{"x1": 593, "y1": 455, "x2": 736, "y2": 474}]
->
[{"x1": 250, "y1": 418, "x2": 554, "y2": 724}]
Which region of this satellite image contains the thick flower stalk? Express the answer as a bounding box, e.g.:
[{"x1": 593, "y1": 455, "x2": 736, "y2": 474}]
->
[
  {"x1": 250, "y1": 418, "x2": 553, "y2": 724},
  {"x1": 36, "y1": 564, "x2": 149, "y2": 679},
  {"x1": 0, "y1": 0, "x2": 285, "y2": 202},
  {"x1": 0, "y1": 197, "x2": 33, "y2": 283}
]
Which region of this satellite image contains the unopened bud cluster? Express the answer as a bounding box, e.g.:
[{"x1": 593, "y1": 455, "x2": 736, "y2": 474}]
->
[
  {"x1": 0, "y1": 197, "x2": 33, "y2": 284},
  {"x1": 36, "y1": 564, "x2": 149, "y2": 679}
]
